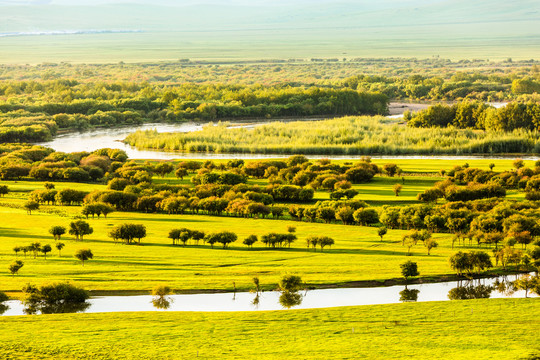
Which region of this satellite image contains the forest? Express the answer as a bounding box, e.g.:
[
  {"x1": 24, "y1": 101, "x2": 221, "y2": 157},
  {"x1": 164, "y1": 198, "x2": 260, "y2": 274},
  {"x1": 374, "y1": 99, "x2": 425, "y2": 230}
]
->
[{"x1": 0, "y1": 58, "x2": 538, "y2": 144}]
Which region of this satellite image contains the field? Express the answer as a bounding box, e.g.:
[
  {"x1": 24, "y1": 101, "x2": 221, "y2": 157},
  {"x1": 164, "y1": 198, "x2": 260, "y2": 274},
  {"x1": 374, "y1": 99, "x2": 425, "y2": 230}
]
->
[
  {"x1": 0, "y1": 158, "x2": 530, "y2": 295},
  {"x1": 0, "y1": 298, "x2": 538, "y2": 359}
]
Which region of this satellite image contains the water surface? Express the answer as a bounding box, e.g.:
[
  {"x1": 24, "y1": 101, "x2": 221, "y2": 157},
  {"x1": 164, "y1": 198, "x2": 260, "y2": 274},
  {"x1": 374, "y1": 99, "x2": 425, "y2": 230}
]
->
[{"x1": 1, "y1": 276, "x2": 534, "y2": 316}]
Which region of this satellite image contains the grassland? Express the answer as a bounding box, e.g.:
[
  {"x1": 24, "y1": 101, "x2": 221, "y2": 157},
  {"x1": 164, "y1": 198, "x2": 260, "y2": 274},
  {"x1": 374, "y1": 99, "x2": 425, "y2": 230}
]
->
[
  {"x1": 0, "y1": 159, "x2": 528, "y2": 294},
  {"x1": 0, "y1": 298, "x2": 538, "y2": 359}
]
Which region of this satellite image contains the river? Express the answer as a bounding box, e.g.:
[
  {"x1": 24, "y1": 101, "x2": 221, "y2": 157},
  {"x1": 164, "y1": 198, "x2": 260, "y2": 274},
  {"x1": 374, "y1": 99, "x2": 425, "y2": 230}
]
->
[{"x1": 1, "y1": 275, "x2": 535, "y2": 316}]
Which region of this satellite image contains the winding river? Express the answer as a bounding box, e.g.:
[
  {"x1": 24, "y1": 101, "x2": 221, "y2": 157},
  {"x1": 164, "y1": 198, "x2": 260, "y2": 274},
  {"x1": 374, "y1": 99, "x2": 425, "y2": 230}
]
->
[{"x1": 38, "y1": 119, "x2": 539, "y2": 161}]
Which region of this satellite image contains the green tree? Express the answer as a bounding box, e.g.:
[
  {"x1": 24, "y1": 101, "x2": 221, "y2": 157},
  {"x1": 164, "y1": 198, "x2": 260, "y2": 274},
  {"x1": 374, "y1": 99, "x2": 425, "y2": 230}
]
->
[
  {"x1": 425, "y1": 238, "x2": 438, "y2": 255},
  {"x1": 279, "y1": 275, "x2": 303, "y2": 292},
  {"x1": 49, "y1": 226, "x2": 66, "y2": 241},
  {"x1": 513, "y1": 159, "x2": 524, "y2": 170},
  {"x1": 383, "y1": 163, "x2": 401, "y2": 177},
  {"x1": 41, "y1": 244, "x2": 52, "y2": 259},
  {"x1": 75, "y1": 249, "x2": 93, "y2": 266},
  {"x1": 318, "y1": 236, "x2": 335, "y2": 251},
  {"x1": 377, "y1": 226, "x2": 388, "y2": 241},
  {"x1": 243, "y1": 235, "x2": 258, "y2": 248},
  {"x1": 400, "y1": 261, "x2": 419, "y2": 283},
  {"x1": 175, "y1": 167, "x2": 188, "y2": 179},
  {"x1": 24, "y1": 200, "x2": 39, "y2": 215},
  {"x1": 13, "y1": 246, "x2": 22, "y2": 257},
  {"x1": 215, "y1": 231, "x2": 238, "y2": 248},
  {"x1": 154, "y1": 162, "x2": 174, "y2": 177},
  {"x1": 30, "y1": 242, "x2": 41, "y2": 259},
  {"x1": 9, "y1": 260, "x2": 24, "y2": 276},
  {"x1": 393, "y1": 184, "x2": 403, "y2": 197},
  {"x1": 69, "y1": 220, "x2": 93, "y2": 241},
  {"x1": 56, "y1": 242, "x2": 65, "y2": 256}
]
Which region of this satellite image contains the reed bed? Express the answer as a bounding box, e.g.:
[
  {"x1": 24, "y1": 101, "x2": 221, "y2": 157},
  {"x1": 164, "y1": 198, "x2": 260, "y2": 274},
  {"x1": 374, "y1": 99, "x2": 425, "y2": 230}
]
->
[{"x1": 124, "y1": 116, "x2": 540, "y2": 155}]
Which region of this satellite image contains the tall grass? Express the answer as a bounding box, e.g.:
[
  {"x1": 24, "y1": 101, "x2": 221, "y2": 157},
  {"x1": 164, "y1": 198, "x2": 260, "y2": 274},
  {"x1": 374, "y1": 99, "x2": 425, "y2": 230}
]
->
[{"x1": 124, "y1": 116, "x2": 540, "y2": 155}]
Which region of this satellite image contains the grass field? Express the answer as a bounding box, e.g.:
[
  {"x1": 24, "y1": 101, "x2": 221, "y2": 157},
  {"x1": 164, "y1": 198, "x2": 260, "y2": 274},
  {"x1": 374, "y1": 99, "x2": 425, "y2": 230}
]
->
[
  {"x1": 0, "y1": 298, "x2": 538, "y2": 359},
  {"x1": 0, "y1": 166, "x2": 525, "y2": 294}
]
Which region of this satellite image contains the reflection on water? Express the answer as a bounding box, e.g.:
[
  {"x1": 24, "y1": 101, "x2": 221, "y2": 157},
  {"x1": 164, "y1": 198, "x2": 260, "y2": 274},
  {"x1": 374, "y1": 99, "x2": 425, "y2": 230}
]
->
[
  {"x1": 2, "y1": 275, "x2": 537, "y2": 316},
  {"x1": 152, "y1": 297, "x2": 172, "y2": 310},
  {"x1": 0, "y1": 304, "x2": 8, "y2": 315},
  {"x1": 252, "y1": 293, "x2": 260, "y2": 308},
  {"x1": 22, "y1": 301, "x2": 90, "y2": 315},
  {"x1": 447, "y1": 284, "x2": 494, "y2": 300},
  {"x1": 399, "y1": 288, "x2": 420, "y2": 302},
  {"x1": 279, "y1": 291, "x2": 303, "y2": 309}
]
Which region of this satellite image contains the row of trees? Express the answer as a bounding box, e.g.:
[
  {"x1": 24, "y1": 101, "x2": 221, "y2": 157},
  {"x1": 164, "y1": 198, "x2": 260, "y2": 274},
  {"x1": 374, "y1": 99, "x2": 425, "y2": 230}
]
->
[{"x1": 407, "y1": 101, "x2": 540, "y2": 131}]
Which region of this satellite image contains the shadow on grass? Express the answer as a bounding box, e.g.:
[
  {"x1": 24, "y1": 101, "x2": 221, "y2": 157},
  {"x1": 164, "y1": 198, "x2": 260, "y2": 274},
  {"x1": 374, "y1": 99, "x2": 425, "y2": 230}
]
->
[
  {"x1": 0, "y1": 227, "x2": 51, "y2": 241},
  {"x1": 365, "y1": 200, "x2": 419, "y2": 206},
  {"x1": 112, "y1": 216, "x2": 210, "y2": 223}
]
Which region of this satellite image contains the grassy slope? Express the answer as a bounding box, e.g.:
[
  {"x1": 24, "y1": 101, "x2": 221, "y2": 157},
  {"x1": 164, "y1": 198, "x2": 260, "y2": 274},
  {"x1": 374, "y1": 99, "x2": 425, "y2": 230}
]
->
[
  {"x1": 0, "y1": 160, "x2": 526, "y2": 293},
  {"x1": 0, "y1": 298, "x2": 538, "y2": 359}
]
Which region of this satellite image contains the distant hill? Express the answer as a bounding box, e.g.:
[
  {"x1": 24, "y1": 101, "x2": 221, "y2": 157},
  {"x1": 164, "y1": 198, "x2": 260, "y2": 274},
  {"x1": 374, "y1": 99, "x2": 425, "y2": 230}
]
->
[{"x1": 0, "y1": 0, "x2": 539, "y2": 63}]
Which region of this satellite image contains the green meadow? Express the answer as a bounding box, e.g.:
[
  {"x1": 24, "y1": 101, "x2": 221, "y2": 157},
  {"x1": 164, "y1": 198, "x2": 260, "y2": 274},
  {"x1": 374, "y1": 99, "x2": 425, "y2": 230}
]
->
[
  {"x1": 0, "y1": 158, "x2": 529, "y2": 294},
  {"x1": 0, "y1": 298, "x2": 538, "y2": 359}
]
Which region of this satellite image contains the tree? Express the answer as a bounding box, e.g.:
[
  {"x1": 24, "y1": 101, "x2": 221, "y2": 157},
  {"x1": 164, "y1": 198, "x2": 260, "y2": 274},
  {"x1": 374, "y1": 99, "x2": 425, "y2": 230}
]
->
[
  {"x1": 216, "y1": 231, "x2": 238, "y2": 248},
  {"x1": 318, "y1": 236, "x2": 335, "y2": 251},
  {"x1": 24, "y1": 200, "x2": 39, "y2": 215},
  {"x1": 383, "y1": 163, "x2": 401, "y2": 177},
  {"x1": 69, "y1": 220, "x2": 93, "y2": 241},
  {"x1": 0, "y1": 185, "x2": 9, "y2": 197},
  {"x1": 489, "y1": 163, "x2": 495, "y2": 171},
  {"x1": 513, "y1": 159, "x2": 524, "y2": 170},
  {"x1": 154, "y1": 162, "x2": 174, "y2": 177},
  {"x1": 204, "y1": 233, "x2": 218, "y2": 249},
  {"x1": 41, "y1": 244, "x2": 52, "y2": 259},
  {"x1": 449, "y1": 251, "x2": 473, "y2": 276},
  {"x1": 13, "y1": 246, "x2": 22, "y2": 257},
  {"x1": 336, "y1": 206, "x2": 355, "y2": 225},
  {"x1": 179, "y1": 231, "x2": 190, "y2": 247},
  {"x1": 353, "y1": 208, "x2": 379, "y2": 226},
  {"x1": 175, "y1": 167, "x2": 188, "y2": 179},
  {"x1": 30, "y1": 242, "x2": 41, "y2": 259},
  {"x1": 44, "y1": 182, "x2": 55, "y2": 190},
  {"x1": 400, "y1": 261, "x2": 419, "y2": 282},
  {"x1": 75, "y1": 249, "x2": 93, "y2": 266},
  {"x1": 402, "y1": 233, "x2": 417, "y2": 255},
  {"x1": 279, "y1": 275, "x2": 303, "y2": 292},
  {"x1": 425, "y1": 238, "x2": 438, "y2": 255},
  {"x1": 243, "y1": 235, "x2": 258, "y2": 248},
  {"x1": 393, "y1": 184, "x2": 402, "y2": 197},
  {"x1": 49, "y1": 226, "x2": 66, "y2": 241},
  {"x1": 378, "y1": 226, "x2": 387, "y2": 241},
  {"x1": 9, "y1": 260, "x2": 24, "y2": 276},
  {"x1": 469, "y1": 251, "x2": 493, "y2": 273},
  {"x1": 109, "y1": 223, "x2": 147, "y2": 245},
  {"x1": 306, "y1": 236, "x2": 318, "y2": 250},
  {"x1": 56, "y1": 242, "x2": 65, "y2": 256}
]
